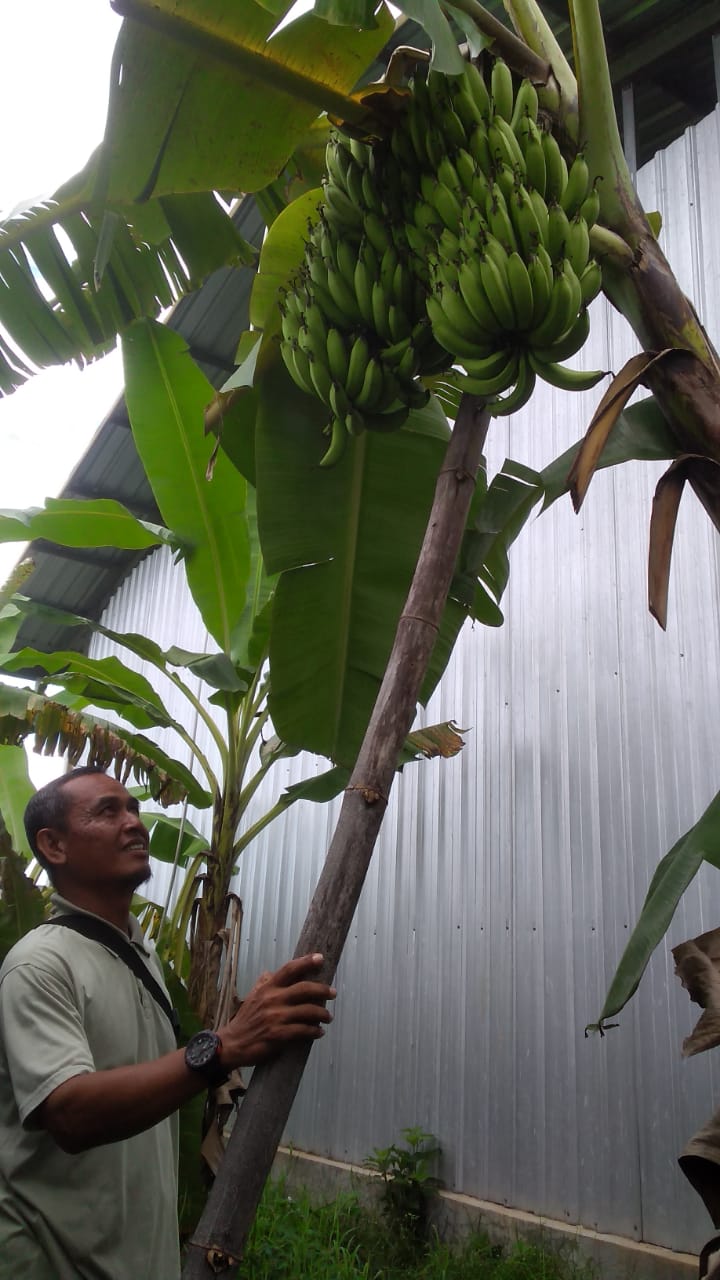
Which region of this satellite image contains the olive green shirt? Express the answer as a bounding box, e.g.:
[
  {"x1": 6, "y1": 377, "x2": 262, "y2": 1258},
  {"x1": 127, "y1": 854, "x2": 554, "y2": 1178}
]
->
[{"x1": 0, "y1": 895, "x2": 180, "y2": 1280}]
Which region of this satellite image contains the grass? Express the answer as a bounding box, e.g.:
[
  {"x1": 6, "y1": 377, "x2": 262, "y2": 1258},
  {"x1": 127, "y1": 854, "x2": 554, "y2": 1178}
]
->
[{"x1": 240, "y1": 1178, "x2": 599, "y2": 1279}]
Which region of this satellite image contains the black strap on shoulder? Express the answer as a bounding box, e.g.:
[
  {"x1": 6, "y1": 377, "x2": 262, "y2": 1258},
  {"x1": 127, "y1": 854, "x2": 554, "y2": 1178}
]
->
[{"x1": 45, "y1": 914, "x2": 181, "y2": 1043}]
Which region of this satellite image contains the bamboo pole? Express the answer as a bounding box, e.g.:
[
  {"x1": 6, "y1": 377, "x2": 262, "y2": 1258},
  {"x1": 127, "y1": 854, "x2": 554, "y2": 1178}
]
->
[{"x1": 182, "y1": 394, "x2": 491, "y2": 1278}]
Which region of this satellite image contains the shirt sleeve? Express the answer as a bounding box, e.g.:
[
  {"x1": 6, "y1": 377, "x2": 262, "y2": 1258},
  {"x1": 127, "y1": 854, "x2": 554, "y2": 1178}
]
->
[{"x1": 0, "y1": 959, "x2": 95, "y2": 1126}]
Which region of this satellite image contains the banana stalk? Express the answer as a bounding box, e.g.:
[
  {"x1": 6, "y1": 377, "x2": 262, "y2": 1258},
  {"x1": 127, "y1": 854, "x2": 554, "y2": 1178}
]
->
[
  {"x1": 495, "y1": 0, "x2": 720, "y2": 486},
  {"x1": 566, "y1": 0, "x2": 720, "y2": 471},
  {"x1": 502, "y1": 0, "x2": 577, "y2": 137}
]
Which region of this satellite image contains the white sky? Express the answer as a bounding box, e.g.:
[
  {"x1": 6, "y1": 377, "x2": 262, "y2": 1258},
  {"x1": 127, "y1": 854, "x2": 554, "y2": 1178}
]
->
[
  {"x1": 1, "y1": 2, "x2": 123, "y2": 785},
  {"x1": 0, "y1": 2, "x2": 124, "y2": 588}
]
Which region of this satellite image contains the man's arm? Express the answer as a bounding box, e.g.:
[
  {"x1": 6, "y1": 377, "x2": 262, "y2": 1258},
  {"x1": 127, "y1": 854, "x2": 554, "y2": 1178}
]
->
[{"x1": 37, "y1": 953, "x2": 335, "y2": 1153}]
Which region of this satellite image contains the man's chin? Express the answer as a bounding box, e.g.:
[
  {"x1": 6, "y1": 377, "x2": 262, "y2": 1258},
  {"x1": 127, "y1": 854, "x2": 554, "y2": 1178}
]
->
[{"x1": 125, "y1": 862, "x2": 152, "y2": 891}]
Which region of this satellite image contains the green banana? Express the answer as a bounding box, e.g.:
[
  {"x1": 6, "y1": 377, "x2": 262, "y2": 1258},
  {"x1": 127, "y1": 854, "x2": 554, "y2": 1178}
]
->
[
  {"x1": 454, "y1": 148, "x2": 478, "y2": 195},
  {"x1": 303, "y1": 301, "x2": 329, "y2": 352},
  {"x1": 561, "y1": 152, "x2": 590, "y2": 217},
  {"x1": 547, "y1": 201, "x2": 572, "y2": 262},
  {"x1": 580, "y1": 180, "x2": 601, "y2": 228},
  {"x1": 319, "y1": 417, "x2": 347, "y2": 468},
  {"x1": 453, "y1": 81, "x2": 485, "y2": 133},
  {"x1": 458, "y1": 261, "x2": 505, "y2": 336},
  {"x1": 541, "y1": 131, "x2": 568, "y2": 203},
  {"x1": 430, "y1": 181, "x2": 464, "y2": 232},
  {"x1": 329, "y1": 380, "x2": 352, "y2": 422},
  {"x1": 326, "y1": 263, "x2": 362, "y2": 325},
  {"x1": 521, "y1": 119, "x2": 547, "y2": 196},
  {"x1": 468, "y1": 122, "x2": 493, "y2": 173},
  {"x1": 528, "y1": 187, "x2": 550, "y2": 249},
  {"x1": 353, "y1": 256, "x2": 375, "y2": 327},
  {"x1": 371, "y1": 280, "x2": 393, "y2": 342},
  {"x1": 426, "y1": 293, "x2": 496, "y2": 360},
  {"x1": 364, "y1": 210, "x2": 392, "y2": 254},
  {"x1": 505, "y1": 252, "x2": 534, "y2": 330},
  {"x1": 463, "y1": 59, "x2": 492, "y2": 122},
  {"x1": 490, "y1": 114, "x2": 526, "y2": 173},
  {"x1": 354, "y1": 356, "x2": 386, "y2": 411},
  {"x1": 508, "y1": 185, "x2": 543, "y2": 259},
  {"x1": 326, "y1": 328, "x2": 349, "y2": 385},
  {"x1": 579, "y1": 259, "x2": 603, "y2": 306},
  {"x1": 345, "y1": 408, "x2": 365, "y2": 438},
  {"x1": 388, "y1": 303, "x2": 412, "y2": 343},
  {"x1": 489, "y1": 355, "x2": 536, "y2": 417},
  {"x1": 335, "y1": 237, "x2": 359, "y2": 290},
  {"x1": 325, "y1": 139, "x2": 351, "y2": 195},
  {"x1": 346, "y1": 333, "x2": 371, "y2": 401},
  {"x1": 527, "y1": 351, "x2": 607, "y2": 392},
  {"x1": 510, "y1": 78, "x2": 539, "y2": 132},
  {"x1": 527, "y1": 253, "x2": 551, "y2": 328},
  {"x1": 456, "y1": 347, "x2": 519, "y2": 395},
  {"x1": 333, "y1": 162, "x2": 359, "y2": 213},
  {"x1": 531, "y1": 308, "x2": 590, "y2": 364},
  {"x1": 491, "y1": 58, "x2": 514, "y2": 124},
  {"x1": 527, "y1": 269, "x2": 576, "y2": 348},
  {"x1": 438, "y1": 156, "x2": 463, "y2": 195},
  {"x1": 478, "y1": 253, "x2": 516, "y2": 331},
  {"x1": 323, "y1": 182, "x2": 364, "y2": 235},
  {"x1": 281, "y1": 340, "x2": 315, "y2": 397},
  {"x1": 463, "y1": 346, "x2": 517, "y2": 380},
  {"x1": 486, "y1": 186, "x2": 518, "y2": 253},
  {"x1": 439, "y1": 101, "x2": 467, "y2": 152},
  {"x1": 565, "y1": 213, "x2": 590, "y2": 277},
  {"x1": 307, "y1": 351, "x2": 334, "y2": 405}
]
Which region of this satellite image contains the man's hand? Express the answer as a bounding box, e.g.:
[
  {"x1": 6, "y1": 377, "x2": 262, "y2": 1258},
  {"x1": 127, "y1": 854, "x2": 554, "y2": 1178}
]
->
[{"x1": 217, "y1": 953, "x2": 336, "y2": 1068}]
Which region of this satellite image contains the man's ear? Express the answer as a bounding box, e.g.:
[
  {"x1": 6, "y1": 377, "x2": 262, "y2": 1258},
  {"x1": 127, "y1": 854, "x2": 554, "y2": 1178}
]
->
[{"x1": 36, "y1": 827, "x2": 68, "y2": 872}]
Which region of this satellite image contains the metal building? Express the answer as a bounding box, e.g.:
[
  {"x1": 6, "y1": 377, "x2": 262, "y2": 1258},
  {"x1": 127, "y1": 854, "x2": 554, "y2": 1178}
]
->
[{"x1": 85, "y1": 105, "x2": 720, "y2": 1263}]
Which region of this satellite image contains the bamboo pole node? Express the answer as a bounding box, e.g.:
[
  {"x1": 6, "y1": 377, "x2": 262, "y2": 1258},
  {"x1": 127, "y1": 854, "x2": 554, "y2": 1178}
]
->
[{"x1": 344, "y1": 783, "x2": 387, "y2": 805}]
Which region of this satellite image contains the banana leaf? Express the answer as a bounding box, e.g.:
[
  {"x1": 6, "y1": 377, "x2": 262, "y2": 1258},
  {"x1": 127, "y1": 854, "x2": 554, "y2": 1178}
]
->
[
  {"x1": 588, "y1": 788, "x2": 720, "y2": 1034},
  {"x1": 122, "y1": 321, "x2": 253, "y2": 661},
  {"x1": 0, "y1": 498, "x2": 172, "y2": 550},
  {"x1": 0, "y1": 744, "x2": 35, "y2": 861},
  {"x1": 0, "y1": 684, "x2": 211, "y2": 808},
  {"x1": 0, "y1": 650, "x2": 177, "y2": 733},
  {"x1": 99, "y1": 1, "x2": 394, "y2": 201},
  {"x1": 0, "y1": 155, "x2": 254, "y2": 394}
]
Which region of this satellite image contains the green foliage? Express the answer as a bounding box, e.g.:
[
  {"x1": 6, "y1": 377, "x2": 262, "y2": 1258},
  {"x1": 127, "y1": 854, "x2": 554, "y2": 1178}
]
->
[
  {"x1": 238, "y1": 1178, "x2": 598, "y2": 1280},
  {"x1": 364, "y1": 1127, "x2": 442, "y2": 1244},
  {"x1": 588, "y1": 787, "x2": 720, "y2": 1034}
]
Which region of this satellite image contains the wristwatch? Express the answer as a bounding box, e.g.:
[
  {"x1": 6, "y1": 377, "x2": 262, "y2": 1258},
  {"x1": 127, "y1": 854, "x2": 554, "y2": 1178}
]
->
[{"x1": 184, "y1": 1029, "x2": 230, "y2": 1088}]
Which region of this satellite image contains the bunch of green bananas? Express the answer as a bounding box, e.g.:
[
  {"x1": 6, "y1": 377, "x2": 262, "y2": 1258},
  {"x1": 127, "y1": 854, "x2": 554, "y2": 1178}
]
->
[
  {"x1": 280, "y1": 134, "x2": 450, "y2": 466},
  {"x1": 280, "y1": 55, "x2": 607, "y2": 464},
  {"x1": 398, "y1": 58, "x2": 606, "y2": 414}
]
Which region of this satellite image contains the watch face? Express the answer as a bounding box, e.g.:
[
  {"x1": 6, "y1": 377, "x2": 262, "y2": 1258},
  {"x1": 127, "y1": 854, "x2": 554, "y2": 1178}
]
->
[{"x1": 185, "y1": 1029, "x2": 220, "y2": 1070}]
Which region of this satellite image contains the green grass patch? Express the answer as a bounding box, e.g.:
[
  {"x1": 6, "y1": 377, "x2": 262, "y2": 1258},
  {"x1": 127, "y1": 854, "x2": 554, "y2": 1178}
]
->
[{"x1": 241, "y1": 1178, "x2": 599, "y2": 1279}]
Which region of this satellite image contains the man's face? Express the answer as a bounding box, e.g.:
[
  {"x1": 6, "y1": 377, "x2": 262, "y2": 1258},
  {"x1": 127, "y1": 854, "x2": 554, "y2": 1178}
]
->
[{"x1": 41, "y1": 773, "x2": 151, "y2": 893}]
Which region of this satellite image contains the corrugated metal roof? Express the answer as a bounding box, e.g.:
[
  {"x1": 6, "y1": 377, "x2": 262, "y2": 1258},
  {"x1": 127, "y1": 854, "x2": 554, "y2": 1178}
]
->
[{"x1": 14, "y1": 5, "x2": 720, "y2": 656}]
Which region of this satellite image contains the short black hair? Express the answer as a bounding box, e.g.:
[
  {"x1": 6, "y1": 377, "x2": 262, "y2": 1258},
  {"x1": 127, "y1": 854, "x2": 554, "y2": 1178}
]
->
[{"x1": 24, "y1": 766, "x2": 109, "y2": 873}]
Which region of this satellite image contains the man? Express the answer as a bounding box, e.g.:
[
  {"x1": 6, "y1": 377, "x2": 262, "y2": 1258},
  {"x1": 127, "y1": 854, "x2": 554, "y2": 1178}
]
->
[{"x1": 0, "y1": 767, "x2": 335, "y2": 1280}]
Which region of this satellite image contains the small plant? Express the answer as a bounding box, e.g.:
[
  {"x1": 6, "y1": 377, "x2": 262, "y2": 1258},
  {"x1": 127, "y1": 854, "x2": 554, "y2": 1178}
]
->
[{"x1": 363, "y1": 1126, "x2": 442, "y2": 1244}]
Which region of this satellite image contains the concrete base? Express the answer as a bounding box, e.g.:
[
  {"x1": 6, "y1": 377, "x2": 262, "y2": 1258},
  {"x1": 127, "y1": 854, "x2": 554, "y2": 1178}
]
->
[{"x1": 272, "y1": 1147, "x2": 699, "y2": 1280}]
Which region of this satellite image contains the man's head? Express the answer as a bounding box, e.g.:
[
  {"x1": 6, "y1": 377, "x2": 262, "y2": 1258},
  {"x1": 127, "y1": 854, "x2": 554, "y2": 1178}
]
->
[{"x1": 24, "y1": 768, "x2": 150, "y2": 894}]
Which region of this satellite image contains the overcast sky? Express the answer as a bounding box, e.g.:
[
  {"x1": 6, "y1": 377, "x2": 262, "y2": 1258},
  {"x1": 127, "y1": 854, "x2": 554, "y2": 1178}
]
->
[
  {"x1": 0, "y1": 1, "x2": 124, "y2": 589},
  {"x1": 0, "y1": 2, "x2": 124, "y2": 785}
]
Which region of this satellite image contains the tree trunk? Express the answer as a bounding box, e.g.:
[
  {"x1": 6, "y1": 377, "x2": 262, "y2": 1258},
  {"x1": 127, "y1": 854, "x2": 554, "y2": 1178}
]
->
[{"x1": 182, "y1": 395, "x2": 491, "y2": 1278}]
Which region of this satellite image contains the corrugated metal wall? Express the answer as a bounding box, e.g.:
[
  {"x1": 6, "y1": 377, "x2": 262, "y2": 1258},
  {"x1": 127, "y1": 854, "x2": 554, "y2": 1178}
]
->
[{"x1": 91, "y1": 108, "x2": 720, "y2": 1255}]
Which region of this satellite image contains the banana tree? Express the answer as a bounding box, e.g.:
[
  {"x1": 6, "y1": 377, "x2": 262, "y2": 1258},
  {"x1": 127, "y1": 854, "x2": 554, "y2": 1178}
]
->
[
  {"x1": 0, "y1": 0, "x2": 717, "y2": 1268},
  {"x1": 0, "y1": 311, "x2": 480, "y2": 1022}
]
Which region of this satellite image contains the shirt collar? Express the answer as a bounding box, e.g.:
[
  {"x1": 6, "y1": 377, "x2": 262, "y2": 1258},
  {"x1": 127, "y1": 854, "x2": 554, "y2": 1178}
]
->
[{"x1": 49, "y1": 893, "x2": 150, "y2": 953}]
